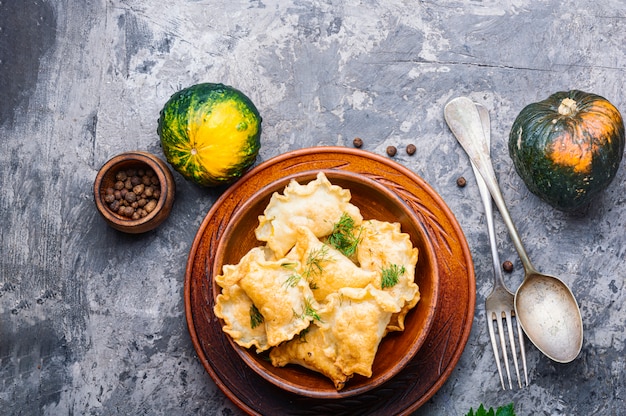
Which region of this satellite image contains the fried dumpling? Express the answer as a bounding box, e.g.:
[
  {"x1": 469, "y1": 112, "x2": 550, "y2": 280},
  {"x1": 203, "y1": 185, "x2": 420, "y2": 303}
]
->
[
  {"x1": 269, "y1": 323, "x2": 351, "y2": 390},
  {"x1": 318, "y1": 285, "x2": 399, "y2": 378},
  {"x1": 357, "y1": 220, "x2": 420, "y2": 331},
  {"x1": 255, "y1": 172, "x2": 363, "y2": 258},
  {"x1": 286, "y1": 226, "x2": 378, "y2": 303},
  {"x1": 270, "y1": 285, "x2": 398, "y2": 389},
  {"x1": 237, "y1": 256, "x2": 319, "y2": 347},
  {"x1": 215, "y1": 244, "x2": 319, "y2": 348},
  {"x1": 215, "y1": 246, "x2": 270, "y2": 289},
  {"x1": 213, "y1": 283, "x2": 269, "y2": 353}
]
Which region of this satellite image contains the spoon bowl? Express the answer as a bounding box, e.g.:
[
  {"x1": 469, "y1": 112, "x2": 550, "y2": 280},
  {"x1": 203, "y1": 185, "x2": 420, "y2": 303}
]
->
[
  {"x1": 444, "y1": 96, "x2": 583, "y2": 363},
  {"x1": 515, "y1": 272, "x2": 583, "y2": 362}
]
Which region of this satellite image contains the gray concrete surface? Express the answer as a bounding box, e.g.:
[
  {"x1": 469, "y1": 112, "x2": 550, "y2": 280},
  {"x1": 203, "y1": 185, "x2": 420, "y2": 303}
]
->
[{"x1": 1, "y1": 0, "x2": 625, "y2": 415}]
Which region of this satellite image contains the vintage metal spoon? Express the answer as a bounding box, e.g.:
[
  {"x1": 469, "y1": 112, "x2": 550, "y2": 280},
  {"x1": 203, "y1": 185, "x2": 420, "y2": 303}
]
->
[{"x1": 444, "y1": 96, "x2": 583, "y2": 363}]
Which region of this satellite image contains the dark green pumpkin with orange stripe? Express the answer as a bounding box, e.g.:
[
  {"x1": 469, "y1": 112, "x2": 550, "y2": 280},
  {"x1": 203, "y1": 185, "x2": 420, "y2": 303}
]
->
[
  {"x1": 509, "y1": 90, "x2": 624, "y2": 211},
  {"x1": 158, "y1": 83, "x2": 262, "y2": 187}
]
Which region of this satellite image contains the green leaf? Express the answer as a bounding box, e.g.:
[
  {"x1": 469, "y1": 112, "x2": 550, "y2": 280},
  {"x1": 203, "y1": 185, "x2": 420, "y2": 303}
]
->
[
  {"x1": 328, "y1": 212, "x2": 362, "y2": 257},
  {"x1": 381, "y1": 263, "x2": 405, "y2": 288},
  {"x1": 465, "y1": 403, "x2": 515, "y2": 416},
  {"x1": 249, "y1": 304, "x2": 264, "y2": 329},
  {"x1": 496, "y1": 403, "x2": 516, "y2": 416}
]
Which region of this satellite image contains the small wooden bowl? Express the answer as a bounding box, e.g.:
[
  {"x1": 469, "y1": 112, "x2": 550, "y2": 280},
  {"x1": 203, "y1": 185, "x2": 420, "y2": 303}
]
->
[
  {"x1": 212, "y1": 169, "x2": 439, "y2": 398},
  {"x1": 94, "y1": 151, "x2": 175, "y2": 233}
]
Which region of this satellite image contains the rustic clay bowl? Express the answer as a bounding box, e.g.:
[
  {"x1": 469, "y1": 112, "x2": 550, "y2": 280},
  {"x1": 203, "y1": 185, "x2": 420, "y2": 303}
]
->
[
  {"x1": 212, "y1": 169, "x2": 439, "y2": 398},
  {"x1": 93, "y1": 151, "x2": 175, "y2": 233}
]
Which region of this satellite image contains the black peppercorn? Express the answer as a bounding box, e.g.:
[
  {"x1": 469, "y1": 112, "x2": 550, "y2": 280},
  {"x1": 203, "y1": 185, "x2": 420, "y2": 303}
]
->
[
  {"x1": 106, "y1": 168, "x2": 162, "y2": 219},
  {"x1": 353, "y1": 137, "x2": 363, "y2": 148},
  {"x1": 133, "y1": 184, "x2": 145, "y2": 195},
  {"x1": 386, "y1": 146, "x2": 397, "y2": 157},
  {"x1": 456, "y1": 177, "x2": 467, "y2": 187},
  {"x1": 145, "y1": 199, "x2": 157, "y2": 213},
  {"x1": 503, "y1": 261, "x2": 514, "y2": 272},
  {"x1": 109, "y1": 200, "x2": 120, "y2": 212},
  {"x1": 406, "y1": 144, "x2": 416, "y2": 155}
]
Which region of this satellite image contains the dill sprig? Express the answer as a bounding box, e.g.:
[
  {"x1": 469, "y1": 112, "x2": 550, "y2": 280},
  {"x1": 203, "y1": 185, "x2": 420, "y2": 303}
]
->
[
  {"x1": 250, "y1": 304, "x2": 264, "y2": 329},
  {"x1": 328, "y1": 213, "x2": 362, "y2": 257},
  {"x1": 303, "y1": 297, "x2": 322, "y2": 321},
  {"x1": 293, "y1": 297, "x2": 322, "y2": 322},
  {"x1": 281, "y1": 262, "x2": 302, "y2": 288},
  {"x1": 280, "y1": 262, "x2": 298, "y2": 270},
  {"x1": 284, "y1": 273, "x2": 302, "y2": 288},
  {"x1": 381, "y1": 264, "x2": 406, "y2": 289},
  {"x1": 305, "y1": 246, "x2": 329, "y2": 277},
  {"x1": 300, "y1": 245, "x2": 330, "y2": 290},
  {"x1": 298, "y1": 326, "x2": 311, "y2": 342}
]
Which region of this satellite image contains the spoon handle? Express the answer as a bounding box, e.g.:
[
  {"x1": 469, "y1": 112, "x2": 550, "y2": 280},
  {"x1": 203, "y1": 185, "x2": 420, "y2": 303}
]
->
[{"x1": 444, "y1": 97, "x2": 536, "y2": 274}]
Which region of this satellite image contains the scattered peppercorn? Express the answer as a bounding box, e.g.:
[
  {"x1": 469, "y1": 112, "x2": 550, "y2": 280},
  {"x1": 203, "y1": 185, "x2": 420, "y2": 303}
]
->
[
  {"x1": 406, "y1": 143, "x2": 416, "y2": 155},
  {"x1": 353, "y1": 137, "x2": 363, "y2": 148},
  {"x1": 503, "y1": 260, "x2": 514, "y2": 273},
  {"x1": 107, "y1": 168, "x2": 160, "y2": 219},
  {"x1": 386, "y1": 145, "x2": 397, "y2": 157},
  {"x1": 456, "y1": 176, "x2": 467, "y2": 187}
]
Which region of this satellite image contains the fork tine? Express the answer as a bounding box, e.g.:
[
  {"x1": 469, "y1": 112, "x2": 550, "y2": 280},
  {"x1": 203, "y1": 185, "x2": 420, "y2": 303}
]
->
[
  {"x1": 496, "y1": 312, "x2": 513, "y2": 389},
  {"x1": 487, "y1": 312, "x2": 506, "y2": 390},
  {"x1": 504, "y1": 310, "x2": 522, "y2": 388},
  {"x1": 514, "y1": 313, "x2": 529, "y2": 386}
]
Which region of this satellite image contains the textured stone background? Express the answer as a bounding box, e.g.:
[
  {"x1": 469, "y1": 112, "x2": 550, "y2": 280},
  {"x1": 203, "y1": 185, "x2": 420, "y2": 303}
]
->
[{"x1": 1, "y1": 0, "x2": 625, "y2": 415}]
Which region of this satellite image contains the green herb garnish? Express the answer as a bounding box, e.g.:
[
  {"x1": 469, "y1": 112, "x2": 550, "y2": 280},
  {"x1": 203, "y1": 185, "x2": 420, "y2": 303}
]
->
[
  {"x1": 303, "y1": 297, "x2": 321, "y2": 321},
  {"x1": 294, "y1": 297, "x2": 322, "y2": 322},
  {"x1": 305, "y1": 246, "x2": 329, "y2": 277},
  {"x1": 281, "y1": 262, "x2": 302, "y2": 288},
  {"x1": 465, "y1": 403, "x2": 516, "y2": 416},
  {"x1": 381, "y1": 264, "x2": 406, "y2": 288},
  {"x1": 300, "y1": 245, "x2": 331, "y2": 289},
  {"x1": 250, "y1": 304, "x2": 264, "y2": 329},
  {"x1": 298, "y1": 326, "x2": 311, "y2": 342},
  {"x1": 328, "y1": 213, "x2": 362, "y2": 257},
  {"x1": 284, "y1": 273, "x2": 302, "y2": 288},
  {"x1": 280, "y1": 262, "x2": 298, "y2": 270}
]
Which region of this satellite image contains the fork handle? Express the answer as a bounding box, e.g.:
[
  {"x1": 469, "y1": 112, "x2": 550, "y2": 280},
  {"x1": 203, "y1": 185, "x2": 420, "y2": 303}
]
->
[
  {"x1": 472, "y1": 104, "x2": 508, "y2": 289},
  {"x1": 444, "y1": 97, "x2": 537, "y2": 274}
]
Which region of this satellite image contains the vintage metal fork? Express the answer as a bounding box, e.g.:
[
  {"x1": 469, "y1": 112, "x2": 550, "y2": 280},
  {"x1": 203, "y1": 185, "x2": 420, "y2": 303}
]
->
[{"x1": 461, "y1": 103, "x2": 528, "y2": 389}]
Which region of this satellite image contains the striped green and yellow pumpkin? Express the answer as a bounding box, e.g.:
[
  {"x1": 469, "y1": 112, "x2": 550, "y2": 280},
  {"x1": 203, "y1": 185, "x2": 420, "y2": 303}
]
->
[
  {"x1": 158, "y1": 83, "x2": 262, "y2": 187},
  {"x1": 509, "y1": 90, "x2": 624, "y2": 211}
]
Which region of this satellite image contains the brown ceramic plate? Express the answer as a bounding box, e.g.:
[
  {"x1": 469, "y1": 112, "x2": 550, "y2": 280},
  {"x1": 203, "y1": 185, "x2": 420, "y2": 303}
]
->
[
  {"x1": 212, "y1": 169, "x2": 439, "y2": 398},
  {"x1": 185, "y1": 147, "x2": 475, "y2": 415}
]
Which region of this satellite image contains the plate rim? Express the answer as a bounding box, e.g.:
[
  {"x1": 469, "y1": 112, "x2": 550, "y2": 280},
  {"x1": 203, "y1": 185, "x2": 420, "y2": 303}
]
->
[{"x1": 184, "y1": 146, "x2": 476, "y2": 415}]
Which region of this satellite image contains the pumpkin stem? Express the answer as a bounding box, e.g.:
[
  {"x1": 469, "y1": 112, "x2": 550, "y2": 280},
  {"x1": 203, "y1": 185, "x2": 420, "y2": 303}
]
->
[{"x1": 558, "y1": 97, "x2": 578, "y2": 116}]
